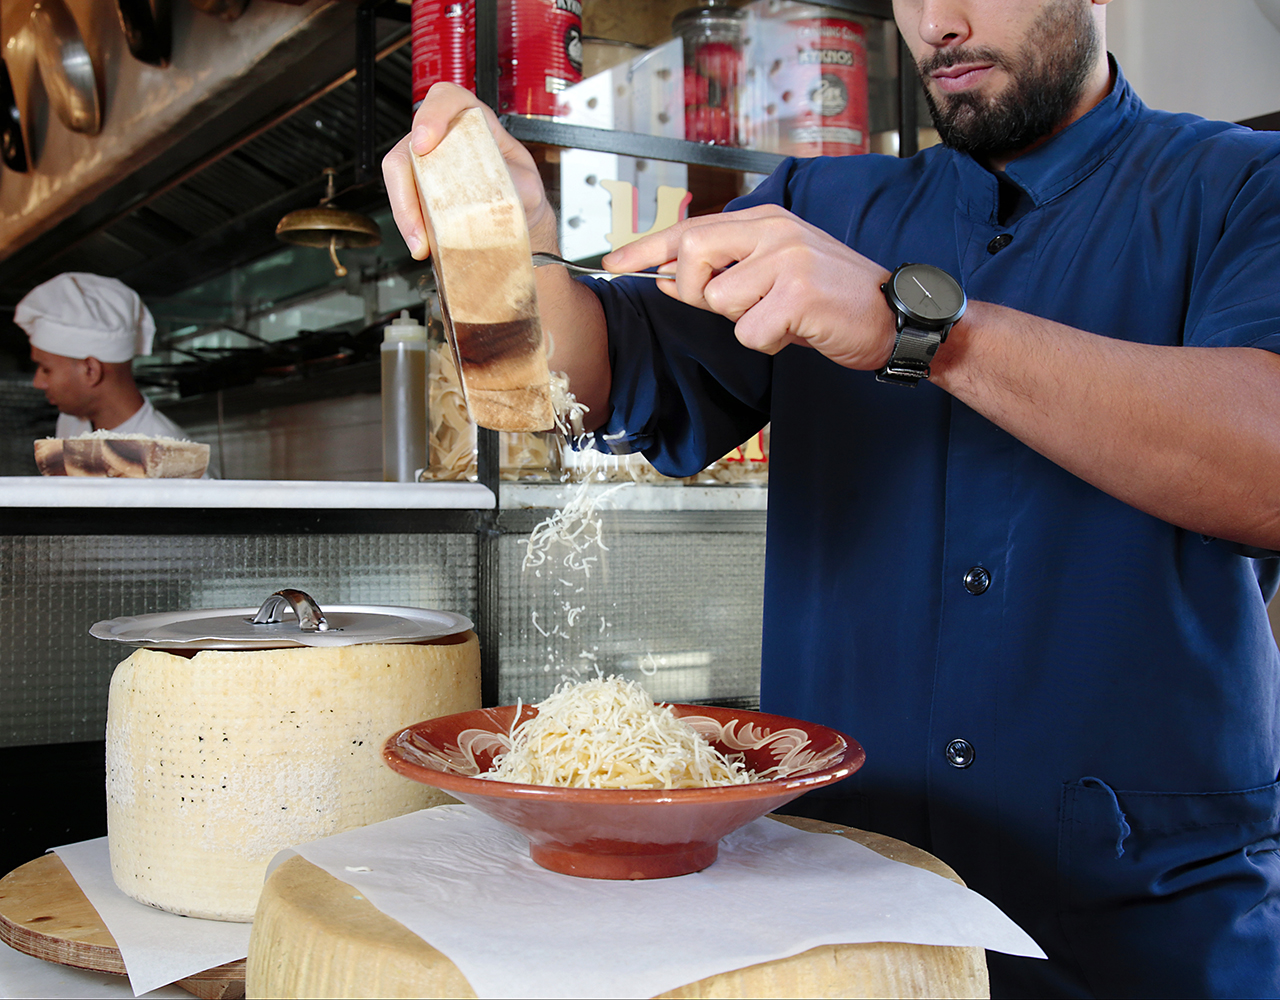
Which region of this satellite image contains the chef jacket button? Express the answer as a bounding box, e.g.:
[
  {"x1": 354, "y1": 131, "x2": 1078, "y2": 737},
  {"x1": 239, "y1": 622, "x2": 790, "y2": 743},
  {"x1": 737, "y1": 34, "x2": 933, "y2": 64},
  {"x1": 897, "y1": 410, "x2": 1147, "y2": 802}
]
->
[
  {"x1": 987, "y1": 233, "x2": 1013, "y2": 253},
  {"x1": 963, "y1": 566, "x2": 991, "y2": 595},
  {"x1": 945, "y1": 739, "x2": 976, "y2": 768}
]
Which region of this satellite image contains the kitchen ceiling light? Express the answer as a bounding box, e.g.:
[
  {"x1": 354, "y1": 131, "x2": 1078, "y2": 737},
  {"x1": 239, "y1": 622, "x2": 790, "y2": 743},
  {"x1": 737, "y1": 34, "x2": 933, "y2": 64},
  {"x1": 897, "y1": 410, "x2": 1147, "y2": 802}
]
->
[{"x1": 274, "y1": 167, "x2": 382, "y2": 277}]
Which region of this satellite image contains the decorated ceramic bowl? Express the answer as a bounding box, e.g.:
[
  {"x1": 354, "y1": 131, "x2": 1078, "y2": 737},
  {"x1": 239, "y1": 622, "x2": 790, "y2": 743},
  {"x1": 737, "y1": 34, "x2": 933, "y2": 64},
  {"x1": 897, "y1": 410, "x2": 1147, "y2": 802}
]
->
[{"x1": 383, "y1": 703, "x2": 864, "y2": 879}]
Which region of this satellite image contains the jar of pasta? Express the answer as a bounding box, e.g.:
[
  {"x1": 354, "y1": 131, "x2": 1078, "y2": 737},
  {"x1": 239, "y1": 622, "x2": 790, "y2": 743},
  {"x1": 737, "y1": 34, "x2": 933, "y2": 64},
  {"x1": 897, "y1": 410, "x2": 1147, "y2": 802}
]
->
[
  {"x1": 500, "y1": 430, "x2": 564, "y2": 482},
  {"x1": 424, "y1": 301, "x2": 478, "y2": 482}
]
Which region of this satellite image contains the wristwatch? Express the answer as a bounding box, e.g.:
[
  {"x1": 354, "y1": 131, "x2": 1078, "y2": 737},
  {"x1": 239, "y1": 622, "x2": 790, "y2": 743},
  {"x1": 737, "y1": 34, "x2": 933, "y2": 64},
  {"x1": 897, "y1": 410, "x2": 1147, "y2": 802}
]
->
[{"x1": 876, "y1": 262, "x2": 967, "y2": 387}]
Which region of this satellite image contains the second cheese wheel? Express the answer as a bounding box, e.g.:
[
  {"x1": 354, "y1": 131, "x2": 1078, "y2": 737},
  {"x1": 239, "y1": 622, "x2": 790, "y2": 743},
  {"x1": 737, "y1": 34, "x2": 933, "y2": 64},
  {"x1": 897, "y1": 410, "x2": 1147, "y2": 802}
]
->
[{"x1": 106, "y1": 634, "x2": 481, "y2": 922}]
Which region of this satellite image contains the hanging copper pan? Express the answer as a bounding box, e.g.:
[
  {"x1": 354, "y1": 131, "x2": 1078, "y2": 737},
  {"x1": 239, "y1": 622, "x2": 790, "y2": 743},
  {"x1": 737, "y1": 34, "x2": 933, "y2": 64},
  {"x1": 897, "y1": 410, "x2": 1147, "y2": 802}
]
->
[
  {"x1": 188, "y1": 0, "x2": 249, "y2": 20},
  {"x1": 0, "y1": 57, "x2": 27, "y2": 172},
  {"x1": 116, "y1": 0, "x2": 171, "y2": 68},
  {"x1": 29, "y1": 0, "x2": 101, "y2": 136}
]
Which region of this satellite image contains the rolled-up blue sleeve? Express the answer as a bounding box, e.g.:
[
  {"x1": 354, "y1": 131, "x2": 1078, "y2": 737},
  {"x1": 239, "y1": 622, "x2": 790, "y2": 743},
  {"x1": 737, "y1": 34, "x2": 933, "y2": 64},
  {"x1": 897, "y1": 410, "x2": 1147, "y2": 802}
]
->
[
  {"x1": 584, "y1": 276, "x2": 772, "y2": 477},
  {"x1": 1183, "y1": 137, "x2": 1280, "y2": 354},
  {"x1": 579, "y1": 163, "x2": 814, "y2": 477}
]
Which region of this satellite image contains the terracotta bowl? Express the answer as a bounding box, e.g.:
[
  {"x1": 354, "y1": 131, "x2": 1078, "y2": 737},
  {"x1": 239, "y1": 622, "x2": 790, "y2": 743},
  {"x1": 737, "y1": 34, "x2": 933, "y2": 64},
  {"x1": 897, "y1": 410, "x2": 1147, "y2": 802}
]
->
[{"x1": 383, "y1": 704, "x2": 864, "y2": 880}]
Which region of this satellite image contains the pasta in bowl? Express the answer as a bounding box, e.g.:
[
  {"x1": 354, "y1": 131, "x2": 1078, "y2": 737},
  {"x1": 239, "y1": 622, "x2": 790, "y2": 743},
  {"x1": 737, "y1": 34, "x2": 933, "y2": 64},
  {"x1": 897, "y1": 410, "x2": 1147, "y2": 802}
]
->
[{"x1": 382, "y1": 677, "x2": 864, "y2": 879}]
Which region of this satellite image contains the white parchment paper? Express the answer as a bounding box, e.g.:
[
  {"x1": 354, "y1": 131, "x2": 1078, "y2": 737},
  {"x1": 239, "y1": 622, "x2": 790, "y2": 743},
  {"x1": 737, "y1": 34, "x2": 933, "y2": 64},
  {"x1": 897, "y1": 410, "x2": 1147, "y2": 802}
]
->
[
  {"x1": 51, "y1": 839, "x2": 251, "y2": 997},
  {"x1": 278, "y1": 804, "x2": 1045, "y2": 1000},
  {"x1": 0, "y1": 939, "x2": 190, "y2": 1000}
]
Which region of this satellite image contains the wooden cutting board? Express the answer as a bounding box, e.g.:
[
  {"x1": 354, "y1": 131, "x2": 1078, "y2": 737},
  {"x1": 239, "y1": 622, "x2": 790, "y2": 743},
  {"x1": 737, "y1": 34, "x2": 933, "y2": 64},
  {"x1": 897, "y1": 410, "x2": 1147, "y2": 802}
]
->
[
  {"x1": 0, "y1": 853, "x2": 246, "y2": 999},
  {"x1": 246, "y1": 815, "x2": 990, "y2": 999}
]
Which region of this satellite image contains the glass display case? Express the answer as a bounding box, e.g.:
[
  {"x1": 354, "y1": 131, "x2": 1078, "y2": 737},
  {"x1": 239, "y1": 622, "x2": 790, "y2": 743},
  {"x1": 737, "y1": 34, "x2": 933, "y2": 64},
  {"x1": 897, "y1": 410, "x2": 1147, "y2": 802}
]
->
[{"x1": 3, "y1": 0, "x2": 927, "y2": 749}]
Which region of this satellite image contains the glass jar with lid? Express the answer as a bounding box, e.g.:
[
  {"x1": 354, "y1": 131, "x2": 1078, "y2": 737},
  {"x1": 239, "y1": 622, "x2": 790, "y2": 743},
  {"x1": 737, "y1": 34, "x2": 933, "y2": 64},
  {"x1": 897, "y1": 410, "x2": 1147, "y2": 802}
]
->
[{"x1": 672, "y1": 0, "x2": 746, "y2": 146}]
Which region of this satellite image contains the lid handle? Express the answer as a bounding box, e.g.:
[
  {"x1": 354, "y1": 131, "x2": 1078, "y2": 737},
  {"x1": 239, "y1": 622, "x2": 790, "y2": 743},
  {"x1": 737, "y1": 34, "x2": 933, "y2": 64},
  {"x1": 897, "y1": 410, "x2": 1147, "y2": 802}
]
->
[{"x1": 247, "y1": 589, "x2": 330, "y2": 632}]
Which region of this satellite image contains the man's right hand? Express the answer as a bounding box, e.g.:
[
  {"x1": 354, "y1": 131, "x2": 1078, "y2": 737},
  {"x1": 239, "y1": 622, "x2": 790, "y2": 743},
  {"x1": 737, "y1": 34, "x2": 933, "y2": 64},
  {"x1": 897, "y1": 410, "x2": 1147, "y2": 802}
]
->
[
  {"x1": 381, "y1": 83, "x2": 612, "y2": 426},
  {"x1": 382, "y1": 82, "x2": 558, "y2": 259}
]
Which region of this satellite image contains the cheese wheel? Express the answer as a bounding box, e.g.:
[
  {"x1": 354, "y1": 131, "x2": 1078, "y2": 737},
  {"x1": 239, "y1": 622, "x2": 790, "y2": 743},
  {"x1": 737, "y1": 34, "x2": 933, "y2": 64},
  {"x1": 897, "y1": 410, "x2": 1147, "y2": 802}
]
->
[
  {"x1": 245, "y1": 818, "x2": 990, "y2": 998},
  {"x1": 106, "y1": 634, "x2": 481, "y2": 922}
]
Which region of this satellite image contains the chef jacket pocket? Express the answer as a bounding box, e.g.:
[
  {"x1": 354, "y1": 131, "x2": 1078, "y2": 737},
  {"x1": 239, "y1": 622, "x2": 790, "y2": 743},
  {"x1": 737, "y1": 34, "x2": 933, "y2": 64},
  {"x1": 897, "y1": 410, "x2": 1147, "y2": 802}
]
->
[{"x1": 1059, "y1": 776, "x2": 1280, "y2": 999}]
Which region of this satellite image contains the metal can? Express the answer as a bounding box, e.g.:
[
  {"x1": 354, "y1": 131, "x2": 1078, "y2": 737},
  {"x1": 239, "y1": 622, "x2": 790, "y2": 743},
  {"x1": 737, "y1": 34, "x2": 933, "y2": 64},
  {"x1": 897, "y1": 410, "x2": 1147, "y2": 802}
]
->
[
  {"x1": 744, "y1": 2, "x2": 869, "y2": 157},
  {"x1": 499, "y1": 0, "x2": 584, "y2": 117},
  {"x1": 411, "y1": 0, "x2": 476, "y2": 109}
]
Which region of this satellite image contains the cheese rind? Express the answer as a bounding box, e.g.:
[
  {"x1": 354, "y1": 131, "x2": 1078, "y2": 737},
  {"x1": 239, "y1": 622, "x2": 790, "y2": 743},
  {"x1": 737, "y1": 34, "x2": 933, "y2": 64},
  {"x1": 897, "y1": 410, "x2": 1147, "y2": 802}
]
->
[
  {"x1": 35, "y1": 436, "x2": 210, "y2": 477},
  {"x1": 106, "y1": 635, "x2": 481, "y2": 921},
  {"x1": 412, "y1": 107, "x2": 555, "y2": 432}
]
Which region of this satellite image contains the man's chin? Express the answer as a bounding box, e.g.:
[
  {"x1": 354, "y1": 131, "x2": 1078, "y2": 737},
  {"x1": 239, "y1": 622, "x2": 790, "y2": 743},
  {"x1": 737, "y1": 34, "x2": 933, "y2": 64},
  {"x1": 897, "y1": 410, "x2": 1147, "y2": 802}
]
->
[{"x1": 928, "y1": 81, "x2": 996, "y2": 117}]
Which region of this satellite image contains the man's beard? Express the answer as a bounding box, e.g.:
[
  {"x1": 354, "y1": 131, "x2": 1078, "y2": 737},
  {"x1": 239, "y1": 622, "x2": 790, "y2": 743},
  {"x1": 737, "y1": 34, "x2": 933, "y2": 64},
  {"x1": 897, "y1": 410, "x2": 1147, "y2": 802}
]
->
[{"x1": 916, "y1": 0, "x2": 1099, "y2": 159}]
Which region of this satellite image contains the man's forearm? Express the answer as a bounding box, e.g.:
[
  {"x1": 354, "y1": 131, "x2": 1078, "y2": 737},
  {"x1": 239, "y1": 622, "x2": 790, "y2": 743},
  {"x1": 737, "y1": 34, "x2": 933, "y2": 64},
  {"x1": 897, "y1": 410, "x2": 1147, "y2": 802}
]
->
[{"x1": 931, "y1": 301, "x2": 1280, "y2": 550}]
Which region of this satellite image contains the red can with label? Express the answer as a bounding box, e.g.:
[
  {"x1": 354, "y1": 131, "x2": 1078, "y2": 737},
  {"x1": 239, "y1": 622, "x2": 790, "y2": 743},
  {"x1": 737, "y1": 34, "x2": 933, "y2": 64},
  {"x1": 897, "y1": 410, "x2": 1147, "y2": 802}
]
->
[
  {"x1": 499, "y1": 0, "x2": 584, "y2": 117},
  {"x1": 749, "y1": 4, "x2": 869, "y2": 157},
  {"x1": 411, "y1": 0, "x2": 476, "y2": 109}
]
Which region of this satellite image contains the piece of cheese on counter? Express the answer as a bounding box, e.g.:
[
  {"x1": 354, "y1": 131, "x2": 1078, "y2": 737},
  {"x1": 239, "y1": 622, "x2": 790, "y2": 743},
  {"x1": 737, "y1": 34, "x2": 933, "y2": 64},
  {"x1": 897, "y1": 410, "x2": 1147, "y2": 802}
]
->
[
  {"x1": 106, "y1": 634, "x2": 481, "y2": 922},
  {"x1": 34, "y1": 435, "x2": 211, "y2": 478}
]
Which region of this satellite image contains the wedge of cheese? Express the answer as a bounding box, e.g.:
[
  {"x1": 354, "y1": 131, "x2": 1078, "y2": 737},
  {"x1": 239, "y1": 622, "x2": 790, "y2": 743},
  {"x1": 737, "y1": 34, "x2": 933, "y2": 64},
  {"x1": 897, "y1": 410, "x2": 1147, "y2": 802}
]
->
[
  {"x1": 35, "y1": 435, "x2": 210, "y2": 478},
  {"x1": 412, "y1": 107, "x2": 555, "y2": 432},
  {"x1": 106, "y1": 634, "x2": 481, "y2": 921},
  {"x1": 33, "y1": 439, "x2": 65, "y2": 475}
]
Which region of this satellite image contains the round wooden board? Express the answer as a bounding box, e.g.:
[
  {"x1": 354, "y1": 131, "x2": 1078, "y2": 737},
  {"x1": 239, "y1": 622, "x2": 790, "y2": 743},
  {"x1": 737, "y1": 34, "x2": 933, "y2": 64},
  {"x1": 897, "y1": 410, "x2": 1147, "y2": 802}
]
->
[
  {"x1": 247, "y1": 815, "x2": 990, "y2": 999},
  {"x1": 0, "y1": 853, "x2": 247, "y2": 999}
]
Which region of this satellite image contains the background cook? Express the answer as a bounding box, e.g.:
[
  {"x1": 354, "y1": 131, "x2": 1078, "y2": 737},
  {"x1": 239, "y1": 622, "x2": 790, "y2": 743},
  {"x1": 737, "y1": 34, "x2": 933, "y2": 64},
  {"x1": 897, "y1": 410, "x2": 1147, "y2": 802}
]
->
[
  {"x1": 383, "y1": 0, "x2": 1280, "y2": 995},
  {"x1": 18, "y1": 272, "x2": 193, "y2": 442}
]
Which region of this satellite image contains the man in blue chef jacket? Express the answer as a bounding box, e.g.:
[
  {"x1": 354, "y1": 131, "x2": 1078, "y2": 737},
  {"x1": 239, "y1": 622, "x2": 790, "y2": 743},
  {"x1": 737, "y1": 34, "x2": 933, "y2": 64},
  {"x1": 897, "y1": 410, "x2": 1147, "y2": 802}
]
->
[{"x1": 385, "y1": 0, "x2": 1280, "y2": 994}]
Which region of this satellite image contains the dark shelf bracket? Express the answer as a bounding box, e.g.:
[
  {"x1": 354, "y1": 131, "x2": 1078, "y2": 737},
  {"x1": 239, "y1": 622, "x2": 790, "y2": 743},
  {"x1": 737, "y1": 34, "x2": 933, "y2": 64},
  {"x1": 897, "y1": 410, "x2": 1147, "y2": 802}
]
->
[{"x1": 499, "y1": 116, "x2": 789, "y2": 175}]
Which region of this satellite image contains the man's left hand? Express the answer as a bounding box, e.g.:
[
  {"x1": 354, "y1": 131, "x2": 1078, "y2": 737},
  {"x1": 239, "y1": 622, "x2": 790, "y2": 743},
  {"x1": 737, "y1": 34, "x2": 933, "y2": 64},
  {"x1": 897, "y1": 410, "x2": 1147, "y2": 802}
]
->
[{"x1": 603, "y1": 204, "x2": 896, "y2": 372}]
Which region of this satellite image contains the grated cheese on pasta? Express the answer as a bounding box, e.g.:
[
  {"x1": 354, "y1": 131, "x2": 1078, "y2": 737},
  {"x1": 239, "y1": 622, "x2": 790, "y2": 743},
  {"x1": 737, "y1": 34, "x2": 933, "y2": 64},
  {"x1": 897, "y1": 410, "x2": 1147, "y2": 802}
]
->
[{"x1": 481, "y1": 676, "x2": 755, "y2": 789}]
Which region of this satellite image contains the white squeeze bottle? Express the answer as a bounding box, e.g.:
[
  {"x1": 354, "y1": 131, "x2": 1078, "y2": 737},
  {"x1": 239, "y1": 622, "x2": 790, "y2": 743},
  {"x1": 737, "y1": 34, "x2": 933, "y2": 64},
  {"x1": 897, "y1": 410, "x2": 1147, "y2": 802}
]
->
[{"x1": 381, "y1": 310, "x2": 428, "y2": 482}]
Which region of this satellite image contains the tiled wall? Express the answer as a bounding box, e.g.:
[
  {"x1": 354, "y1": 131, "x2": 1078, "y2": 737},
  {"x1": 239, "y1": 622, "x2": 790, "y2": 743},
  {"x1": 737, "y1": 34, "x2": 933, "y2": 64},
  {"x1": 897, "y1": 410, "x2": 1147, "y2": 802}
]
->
[
  {"x1": 0, "y1": 379, "x2": 57, "y2": 477},
  {"x1": 497, "y1": 525, "x2": 765, "y2": 708},
  {"x1": 177, "y1": 393, "x2": 382, "y2": 482}
]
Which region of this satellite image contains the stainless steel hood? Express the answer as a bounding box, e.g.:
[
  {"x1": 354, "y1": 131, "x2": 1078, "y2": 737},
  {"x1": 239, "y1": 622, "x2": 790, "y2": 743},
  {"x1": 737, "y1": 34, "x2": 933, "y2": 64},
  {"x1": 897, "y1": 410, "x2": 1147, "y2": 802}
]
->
[{"x1": 0, "y1": 0, "x2": 411, "y2": 311}]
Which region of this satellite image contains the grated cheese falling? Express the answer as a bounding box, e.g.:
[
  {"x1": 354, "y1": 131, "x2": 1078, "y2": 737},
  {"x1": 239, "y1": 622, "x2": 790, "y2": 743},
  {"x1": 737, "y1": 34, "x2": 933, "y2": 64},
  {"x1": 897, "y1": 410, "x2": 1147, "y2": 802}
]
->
[
  {"x1": 481, "y1": 676, "x2": 755, "y2": 789},
  {"x1": 549, "y1": 370, "x2": 588, "y2": 440},
  {"x1": 522, "y1": 480, "x2": 633, "y2": 577}
]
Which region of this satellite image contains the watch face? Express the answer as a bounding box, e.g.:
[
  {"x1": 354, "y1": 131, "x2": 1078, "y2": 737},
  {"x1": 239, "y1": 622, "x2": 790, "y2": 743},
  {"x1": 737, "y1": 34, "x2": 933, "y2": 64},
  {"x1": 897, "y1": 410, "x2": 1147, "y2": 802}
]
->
[{"x1": 891, "y1": 264, "x2": 966, "y2": 326}]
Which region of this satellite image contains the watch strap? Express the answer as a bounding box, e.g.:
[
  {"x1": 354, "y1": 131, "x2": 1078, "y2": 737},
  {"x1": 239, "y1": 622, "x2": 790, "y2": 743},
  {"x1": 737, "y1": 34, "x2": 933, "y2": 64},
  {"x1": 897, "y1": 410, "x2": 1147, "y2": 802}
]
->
[{"x1": 876, "y1": 324, "x2": 944, "y2": 387}]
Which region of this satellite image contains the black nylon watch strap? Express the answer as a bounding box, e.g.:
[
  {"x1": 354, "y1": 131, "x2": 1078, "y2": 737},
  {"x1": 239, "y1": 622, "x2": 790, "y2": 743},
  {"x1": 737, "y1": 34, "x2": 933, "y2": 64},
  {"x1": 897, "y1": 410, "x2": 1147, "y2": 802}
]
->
[{"x1": 876, "y1": 324, "x2": 943, "y2": 387}]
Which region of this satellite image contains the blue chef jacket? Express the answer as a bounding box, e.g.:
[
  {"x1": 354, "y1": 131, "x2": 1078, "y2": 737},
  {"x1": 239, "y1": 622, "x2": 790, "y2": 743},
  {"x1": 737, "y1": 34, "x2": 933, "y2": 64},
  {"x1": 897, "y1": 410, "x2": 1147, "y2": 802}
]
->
[{"x1": 584, "y1": 62, "x2": 1280, "y2": 998}]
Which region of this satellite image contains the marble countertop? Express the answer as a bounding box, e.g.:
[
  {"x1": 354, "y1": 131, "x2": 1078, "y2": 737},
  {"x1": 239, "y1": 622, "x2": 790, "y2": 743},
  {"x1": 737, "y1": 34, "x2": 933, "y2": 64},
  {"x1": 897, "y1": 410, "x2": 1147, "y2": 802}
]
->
[
  {"x1": 501, "y1": 482, "x2": 768, "y2": 511},
  {"x1": 0, "y1": 478, "x2": 768, "y2": 512},
  {"x1": 0, "y1": 477, "x2": 496, "y2": 509}
]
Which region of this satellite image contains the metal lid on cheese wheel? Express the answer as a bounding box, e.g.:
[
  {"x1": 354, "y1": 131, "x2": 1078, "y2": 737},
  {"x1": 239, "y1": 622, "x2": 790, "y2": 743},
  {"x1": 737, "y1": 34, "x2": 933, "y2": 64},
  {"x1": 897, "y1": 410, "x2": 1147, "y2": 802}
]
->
[{"x1": 90, "y1": 589, "x2": 474, "y2": 649}]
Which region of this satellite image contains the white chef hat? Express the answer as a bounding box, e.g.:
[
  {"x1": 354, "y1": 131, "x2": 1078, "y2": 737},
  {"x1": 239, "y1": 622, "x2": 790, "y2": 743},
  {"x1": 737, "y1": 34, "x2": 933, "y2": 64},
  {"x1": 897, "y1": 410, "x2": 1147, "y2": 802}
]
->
[{"x1": 15, "y1": 273, "x2": 156, "y2": 364}]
